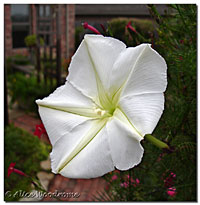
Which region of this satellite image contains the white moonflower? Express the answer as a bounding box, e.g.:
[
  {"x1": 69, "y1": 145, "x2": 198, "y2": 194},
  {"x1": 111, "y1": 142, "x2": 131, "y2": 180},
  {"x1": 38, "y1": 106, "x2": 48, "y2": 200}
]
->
[{"x1": 36, "y1": 35, "x2": 167, "y2": 179}]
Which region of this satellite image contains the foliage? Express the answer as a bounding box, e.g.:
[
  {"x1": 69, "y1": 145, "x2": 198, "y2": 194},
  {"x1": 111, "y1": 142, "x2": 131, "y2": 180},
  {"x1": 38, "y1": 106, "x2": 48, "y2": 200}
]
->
[
  {"x1": 43, "y1": 60, "x2": 57, "y2": 74},
  {"x1": 7, "y1": 72, "x2": 56, "y2": 112},
  {"x1": 12, "y1": 54, "x2": 31, "y2": 65},
  {"x1": 4, "y1": 124, "x2": 50, "y2": 201},
  {"x1": 76, "y1": 18, "x2": 154, "y2": 48},
  {"x1": 7, "y1": 54, "x2": 31, "y2": 66},
  {"x1": 24, "y1": 34, "x2": 44, "y2": 47},
  {"x1": 93, "y1": 4, "x2": 196, "y2": 202},
  {"x1": 5, "y1": 54, "x2": 32, "y2": 76},
  {"x1": 108, "y1": 17, "x2": 154, "y2": 46}
]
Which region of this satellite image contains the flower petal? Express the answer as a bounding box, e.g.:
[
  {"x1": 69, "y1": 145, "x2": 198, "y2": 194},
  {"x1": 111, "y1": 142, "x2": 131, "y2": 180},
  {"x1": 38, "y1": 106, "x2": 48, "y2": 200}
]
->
[
  {"x1": 84, "y1": 35, "x2": 126, "y2": 91},
  {"x1": 109, "y1": 44, "x2": 148, "y2": 96},
  {"x1": 119, "y1": 93, "x2": 164, "y2": 136},
  {"x1": 107, "y1": 113, "x2": 144, "y2": 170},
  {"x1": 36, "y1": 81, "x2": 95, "y2": 110},
  {"x1": 37, "y1": 106, "x2": 90, "y2": 146},
  {"x1": 50, "y1": 119, "x2": 114, "y2": 178},
  {"x1": 115, "y1": 44, "x2": 167, "y2": 98},
  {"x1": 36, "y1": 82, "x2": 95, "y2": 145},
  {"x1": 67, "y1": 39, "x2": 98, "y2": 101},
  {"x1": 67, "y1": 35, "x2": 126, "y2": 108}
]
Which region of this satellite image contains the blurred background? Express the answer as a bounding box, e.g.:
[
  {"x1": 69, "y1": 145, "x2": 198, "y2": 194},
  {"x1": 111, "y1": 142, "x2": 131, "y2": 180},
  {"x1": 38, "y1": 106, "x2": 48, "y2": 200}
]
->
[{"x1": 4, "y1": 4, "x2": 196, "y2": 202}]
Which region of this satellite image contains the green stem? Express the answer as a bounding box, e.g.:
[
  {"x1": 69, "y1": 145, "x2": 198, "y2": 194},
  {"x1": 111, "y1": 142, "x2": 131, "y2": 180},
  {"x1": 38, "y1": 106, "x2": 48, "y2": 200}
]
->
[{"x1": 145, "y1": 134, "x2": 169, "y2": 149}]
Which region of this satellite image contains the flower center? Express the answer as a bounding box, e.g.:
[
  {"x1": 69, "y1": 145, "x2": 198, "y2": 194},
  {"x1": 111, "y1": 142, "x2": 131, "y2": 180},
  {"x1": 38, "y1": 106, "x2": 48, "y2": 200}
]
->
[
  {"x1": 94, "y1": 107, "x2": 113, "y2": 118},
  {"x1": 95, "y1": 108, "x2": 106, "y2": 117},
  {"x1": 94, "y1": 99, "x2": 116, "y2": 119}
]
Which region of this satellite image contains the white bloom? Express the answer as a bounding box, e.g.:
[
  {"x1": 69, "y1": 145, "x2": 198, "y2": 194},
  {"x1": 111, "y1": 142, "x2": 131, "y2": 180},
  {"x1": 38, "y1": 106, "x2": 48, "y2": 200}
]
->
[{"x1": 36, "y1": 35, "x2": 167, "y2": 179}]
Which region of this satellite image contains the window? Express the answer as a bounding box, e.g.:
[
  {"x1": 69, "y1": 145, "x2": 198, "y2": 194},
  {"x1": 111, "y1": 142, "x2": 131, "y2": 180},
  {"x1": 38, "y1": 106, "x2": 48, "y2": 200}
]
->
[
  {"x1": 11, "y1": 4, "x2": 30, "y2": 48},
  {"x1": 37, "y1": 5, "x2": 51, "y2": 46},
  {"x1": 39, "y1": 5, "x2": 50, "y2": 17}
]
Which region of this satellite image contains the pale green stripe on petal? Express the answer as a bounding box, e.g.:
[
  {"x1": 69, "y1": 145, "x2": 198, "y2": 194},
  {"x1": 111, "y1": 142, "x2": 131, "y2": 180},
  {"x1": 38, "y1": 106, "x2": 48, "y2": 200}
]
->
[
  {"x1": 84, "y1": 39, "x2": 114, "y2": 112},
  {"x1": 36, "y1": 101, "x2": 101, "y2": 118},
  {"x1": 58, "y1": 118, "x2": 108, "y2": 173},
  {"x1": 113, "y1": 107, "x2": 143, "y2": 141},
  {"x1": 111, "y1": 45, "x2": 148, "y2": 103}
]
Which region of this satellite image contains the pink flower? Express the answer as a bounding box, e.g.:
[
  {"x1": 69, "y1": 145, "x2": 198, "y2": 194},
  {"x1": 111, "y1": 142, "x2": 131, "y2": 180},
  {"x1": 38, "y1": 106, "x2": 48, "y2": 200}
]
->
[
  {"x1": 111, "y1": 174, "x2": 118, "y2": 181},
  {"x1": 126, "y1": 21, "x2": 137, "y2": 34},
  {"x1": 132, "y1": 179, "x2": 140, "y2": 187},
  {"x1": 126, "y1": 175, "x2": 140, "y2": 187},
  {"x1": 167, "y1": 187, "x2": 177, "y2": 197},
  {"x1": 123, "y1": 182, "x2": 129, "y2": 188},
  {"x1": 34, "y1": 123, "x2": 47, "y2": 138},
  {"x1": 120, "y1": 182, "x2": 129, "y2": 188},
  {"x1": 164, "y1": 171, "x2": 176, "y2": 188},
  {"x1": 82, "y1": 22, "x2": 101, "y2": 35},
  {"x1": 7, "y1": 162, "x2": 15, "y2": 177},
  {"x1": 127, "y1": 174, "x2": 134, "y2": 181},
  {"x1": 7, "y1": 162, "x2": 26, "y2": 177},
  {"x1": 131, "y1": 178, "x2": 135, "y2": 183},
  {"x1": 171, "y1": 172, "x2": 176, "y2": 178},
  {"x1": 136, "y1": 178, "x2": 140, "y2": 184}
]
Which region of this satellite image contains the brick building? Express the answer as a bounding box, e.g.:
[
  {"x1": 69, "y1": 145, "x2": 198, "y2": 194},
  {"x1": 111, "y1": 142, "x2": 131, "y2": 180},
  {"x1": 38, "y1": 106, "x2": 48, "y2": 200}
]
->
[
  {"x1": 4, "y1": 4, "x2": 75, "y2": 59},
  {"x1": 4, "y1": 4, "x2": 168, "y2": 59}
]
